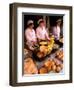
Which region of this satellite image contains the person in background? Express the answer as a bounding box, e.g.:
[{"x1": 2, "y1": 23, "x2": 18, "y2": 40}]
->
[
  {"x1": 52, "y1": 19, "x2": 62, "y2": 40},
  {"x1": 25, "y1": 20, "x2": 37, "y2": 50},
  {"x1": 60, "y1": 22, "x2": 63, "y2": 38},
  {"x1": 36, "y1": 19, "x2": 50, "y2": 41}
]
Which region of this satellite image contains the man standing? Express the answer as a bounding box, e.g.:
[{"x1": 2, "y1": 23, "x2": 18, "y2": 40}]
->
[
  {"x1": 36, "y1": 19, "x2": 50, "y2": 41},
  {"x1": 52, "y1": 19, "x2": 62, "y2": 40},
  {"x1": 25, "y1": 20, "x2": 37, "y2": 50}
]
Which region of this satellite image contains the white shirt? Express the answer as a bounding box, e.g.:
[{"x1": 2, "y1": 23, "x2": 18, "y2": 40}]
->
[
  {"x1": 25, "y1": 28, "x2": 37, "y2": 42},
  {"x1": 52, "y1": 26, "x2": 60, "y2": 40},
  {"x1": 36, "y1": 26, "x2": 49, "y2": 40}
]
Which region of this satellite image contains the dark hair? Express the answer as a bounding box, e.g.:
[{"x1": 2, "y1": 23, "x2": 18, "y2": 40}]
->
[{"x1": 39, "y1": 21, "x2": 44, "y2": 24}]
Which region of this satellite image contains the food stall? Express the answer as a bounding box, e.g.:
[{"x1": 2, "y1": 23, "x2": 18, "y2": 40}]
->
[{"x1": 24, "y1": 35, "x2": 63, "y2": 74}]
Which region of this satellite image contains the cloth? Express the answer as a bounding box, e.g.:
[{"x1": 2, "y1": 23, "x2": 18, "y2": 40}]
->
[
  {"x1": 36, "y1": 26, "x2": 50, "y2": 40},
  {"x1": 52, "y1": 26, "x2": 60, "y2": 40}
]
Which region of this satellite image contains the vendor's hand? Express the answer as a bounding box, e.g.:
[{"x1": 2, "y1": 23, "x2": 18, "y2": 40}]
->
[
  {"x1": 47, "y1": 38, "x2": 50, "y2": 41},
  {"x1": 29, "y1": 46, "x2": 34, "y2": 51}
]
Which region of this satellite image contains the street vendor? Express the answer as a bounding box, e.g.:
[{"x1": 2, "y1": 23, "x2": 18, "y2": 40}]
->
[
  {"x1": 36, "y1": 19, "x2": 50, "y2": 41},
  {"x1": 25, "y1": 20, "x2": 37, "y2": 50},
  {"x1": 52, "y1": 19, "x2": 62, "y2": 40}
]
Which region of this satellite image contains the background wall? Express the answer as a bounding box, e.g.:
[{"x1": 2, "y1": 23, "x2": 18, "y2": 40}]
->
[{"x1": 0, "y1": 0, "x2": 74, "y2": 90}]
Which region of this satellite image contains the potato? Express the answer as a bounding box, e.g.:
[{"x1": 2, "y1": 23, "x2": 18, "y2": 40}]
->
[
  {"x1": 51, "y1": 61, "x2": 55, "y2": 66},
  {"x1": 47, "y1": 65, "x2": 52, "y2": 71},
  {"x1": 54, "y1": 60, "x2": 60, "y2": 66},
  {"x1": 44, "y1": 60, "x2": 52, "y2": 67},
  {"x1": 56, "y1": 50, "x2": 64, "y2": 61},
  {"x1": 37, "y1": 52, "x2": 44, "y2": 58},
  {"x1": 56, "y1": 66, "x2": 61, "y2": 73},
  {"x1": 61, "y1": 55, "x2": 63, "y2": 61},
  {"x1": 44, "y1": 60, "x2": 52, "y2": 72},
  {"x1": 39, "y1": 67, "x2": 48, "y2": 74},
  {"x1": 59, "y1": 64, "x2": 63, "y2": 69},
  {"x1": 52, "y1": 65, "x2": 56, "y2": 72}
]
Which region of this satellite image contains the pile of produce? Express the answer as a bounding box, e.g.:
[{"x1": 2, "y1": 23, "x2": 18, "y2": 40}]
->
[
  {"x1": 24, "y1": 56, "x2": 63, "y2": 74},
  {"x1": 24, "y1": 58, "x2": 38, "y2": 74},
  {"x1": 23, "y1": 36, "x2": 64, "y2": 75},
  {"x1": 56, "y1": 49, "x2": 63, "y2": 61},
  {"x1": 37, "y1": 35, "x2": 55, "y2": 58},
  {"x1": 39, "y1": 59, "x2": 63, "y2": 74}
]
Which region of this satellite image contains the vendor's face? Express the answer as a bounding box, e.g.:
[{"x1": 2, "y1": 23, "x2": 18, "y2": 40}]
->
[
  {"x1": 40, "y1": 22, "x2": 45, "y2": 27},
  {"x1": 57, "y1": 22, "x2": 61, "y2": 26},
  {"x1": 29, "y1": 23, "x2": 34, "y2": 28}
]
